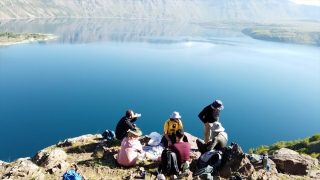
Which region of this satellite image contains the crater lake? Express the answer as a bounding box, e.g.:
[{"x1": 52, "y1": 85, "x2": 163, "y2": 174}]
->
[{"x1": 0, "y1": 18, "x2": 319, "y2": 161}]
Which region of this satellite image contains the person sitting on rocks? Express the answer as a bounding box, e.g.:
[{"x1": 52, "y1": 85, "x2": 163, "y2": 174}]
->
[
  {"x1": 116, "y1": 127, "x2": 157, "y2": 167},
  {"x1": 196, "y1": 122, "x2": 228, "y2": 154},
  {"x1": 157, "y1": 129, "x2": 191, "y2": 178},
  {"x1": 161, "y1": 111, "x2": 188, "y2": 148},
  {"x1": 116, "y1": 127, "x2": 146, "y2": 167},
  {"x1": 115, "y1": 109, "x2": 141, "y2": 140},
  {"x1": 170, "y1": 129, "x2": 191, "y2": 172}
]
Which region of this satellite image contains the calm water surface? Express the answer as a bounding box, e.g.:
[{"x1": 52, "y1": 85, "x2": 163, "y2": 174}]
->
[{"x1": 0, "y1": 19, "x2": 319, "y2": 161}]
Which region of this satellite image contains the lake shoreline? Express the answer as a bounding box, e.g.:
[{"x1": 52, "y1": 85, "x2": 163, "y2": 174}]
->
[
  {"x1": 241, "y1": 28, "x2": 320, "y2": 47},
  {"x1": 0, "y1": 33, "x2": 58, "y2": 46},
  {"x1": 197, "y1": 20, "x2": 320, "y2": 46}
]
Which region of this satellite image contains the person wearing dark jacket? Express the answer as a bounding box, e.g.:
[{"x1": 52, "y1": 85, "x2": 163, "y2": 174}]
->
[
  {"x1": 196, "y1": 122, "x2": 228, "y2": 154},
  {"x1": 115, "y1": 110, "x2": 141, "y2": 140},
  {"x1": 198, "y1": 100, "x2": 224, "y2": 143}
]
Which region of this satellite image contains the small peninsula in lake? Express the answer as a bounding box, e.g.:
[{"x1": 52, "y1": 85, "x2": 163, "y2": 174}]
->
[
  {"x1": 0, "y1": 32, "x2": 56, "y2": 46},
  {"x1": 197, "y1": 20, "x2": 320, "y2": 46},
  {"x1": 242, "y1": 28, "x2": 320, "y2": 46}
]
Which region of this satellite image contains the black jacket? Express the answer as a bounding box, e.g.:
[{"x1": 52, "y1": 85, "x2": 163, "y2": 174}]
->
[
  {"x1": 198, "y1": 105, "x2": 220, "y2": 123},
  {"x1": 115, "y1": 116, "x2": 137, "y2": 140}
]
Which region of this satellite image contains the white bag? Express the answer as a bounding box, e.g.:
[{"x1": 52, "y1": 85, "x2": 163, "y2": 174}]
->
[{"x1": 148, "y1": 132, "x2": 162, "y2": 146}]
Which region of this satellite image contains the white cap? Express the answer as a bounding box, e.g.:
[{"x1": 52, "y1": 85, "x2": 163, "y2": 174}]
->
[{"x1": 170, "y1": 111, "x2": 181, "y2": 119}]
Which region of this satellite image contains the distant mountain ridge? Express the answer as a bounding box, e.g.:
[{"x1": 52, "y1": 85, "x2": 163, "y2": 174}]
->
[{"x1": 0, "y1": 0, "x2": 319, "y2": 21}]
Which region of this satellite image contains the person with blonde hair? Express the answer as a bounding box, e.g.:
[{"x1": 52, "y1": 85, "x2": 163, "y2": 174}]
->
[
  {"x1": 117, "y1": 127, "x2": 157, "y2": 167},
  {"x1": 117, "y1": 127, "x2": 144, "y2": 166}
]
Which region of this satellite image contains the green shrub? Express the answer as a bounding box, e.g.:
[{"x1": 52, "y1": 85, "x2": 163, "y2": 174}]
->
[
  {"x1": 7, "y1": 32, "x2": 19, "y2": 38},
  {"x1": 248, "y1": 133, "x2": 320, "y2": 156},
  {"x1": 310, "y1": 133, "x2": 320, "y2": 142},
  {"x1": 269, "y1": 141, "x2": 287, "y2": 150},
  {"x1": 296, "y1": 148, "x2": 308, "y2": 154},
  {"x1": 248, "y1": 148, "x2": 255, "y2": 154},
  {"x1": 0, "y1": 32, "x2": 6, "y2": 37},
  {"x1": 250, "y1": 145, "x2": 269, "y2": 155},
  {"x1": 95, "y1": 150, "x2": 104, "y2": 159},
  {"x1": 310, "y1": 152, "x2": 320, "y2": 158}
]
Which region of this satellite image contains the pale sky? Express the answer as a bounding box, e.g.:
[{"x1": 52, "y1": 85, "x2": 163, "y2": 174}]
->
[{"x1": 289, "y1": 0, "x2": 320, "y2": 6}]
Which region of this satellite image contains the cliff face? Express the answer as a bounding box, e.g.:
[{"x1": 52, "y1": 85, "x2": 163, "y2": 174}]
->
[{"x1": 0, "y1": 0, "x2": 319, "y2": 21}]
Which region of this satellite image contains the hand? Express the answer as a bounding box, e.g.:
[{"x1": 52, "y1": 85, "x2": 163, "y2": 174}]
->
[
  {"x1": 132, "y1": 124, "x2": 136, "y2": 127},
  {"x1": 205, "y1": 122, "x2": 209, "y2": 126},
  {"x1": 133, "y1": 113, "x2": 141, "y2": 118}
]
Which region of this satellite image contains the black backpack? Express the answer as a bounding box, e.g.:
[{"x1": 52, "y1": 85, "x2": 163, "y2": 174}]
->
[
  {"x1": 197, "y1": 150, "x2": 223, "y2": 169},
  {"x1": 102, "y1": 130, "x2": 115, "y2": 140},
  {"x1": 161, "y1": 150, "x2": 180, "y2": 176}
]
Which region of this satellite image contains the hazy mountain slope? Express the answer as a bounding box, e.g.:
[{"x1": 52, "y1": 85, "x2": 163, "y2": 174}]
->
[
  {"x1": 0, "y1": 0, "x2": 211, "y2": 20},
  {"x1": 206, "y1": 0, "x2": 320, "y2": 20},
  {"x1": 0, "y1": 0, "x2": 319, "y2": 21}
]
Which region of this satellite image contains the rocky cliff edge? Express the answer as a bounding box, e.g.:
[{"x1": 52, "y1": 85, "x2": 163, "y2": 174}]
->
[{"x1": 0, "y1": 132, "x2": 319, "y2": 180}]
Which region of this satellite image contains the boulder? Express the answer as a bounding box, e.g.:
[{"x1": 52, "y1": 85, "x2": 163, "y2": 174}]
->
[
  {"x1": 271, "y1": 148, "x2": 319, "y2": 175},
  {"x1": 32, "y1": 148, "x2": 69, "y2": 174},
  {"x1": 0, "y1": 161, "x2": 9, "y2": 166},
  {"x1": 1, "y1": 157, "x2": 44, "y2": 180},
  {"x1": 184, "y1": 132, "x2": 199, "y2": 150},
  {"x1": 62, "y1": 134, "x2": 102, "y2": 146},
  {"x1": 43, "y1": 149, "x2": 68, "y2": 173},
  {"x1": 219, "y1": 143, "x2": 255, "y2": 178},
  {"x1": 32, "y1": 147, "x2": 51, "y2": 166}
]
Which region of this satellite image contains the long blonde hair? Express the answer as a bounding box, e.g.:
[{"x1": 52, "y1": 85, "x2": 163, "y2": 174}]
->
[{"x1": 127, "y1": 132, "x2": 138, "y2": 139}]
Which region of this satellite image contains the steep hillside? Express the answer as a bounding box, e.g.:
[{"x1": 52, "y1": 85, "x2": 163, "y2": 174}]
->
[
  {"x1": 0, "y1": 0, "x2": 319, "y2": 21},
  {"x1": 0, "y1": 0, "x2": 210, "y2": 20},
  {"x1": 207, "y1": 0, "x2": 320, "y2": 20}
]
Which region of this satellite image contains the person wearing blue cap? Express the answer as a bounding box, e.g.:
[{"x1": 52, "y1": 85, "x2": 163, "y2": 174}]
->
[{"x1": 198, "y1": 100, "x2": 224, "y2": 143}]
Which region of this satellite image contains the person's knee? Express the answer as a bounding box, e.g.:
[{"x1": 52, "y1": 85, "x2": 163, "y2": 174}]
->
[
  {"x1": 196, "y1": 138, "x2": 204, "y2": 143},
  {"x1": 196, "y1": 139, "x2": 205, "y2": 149}
]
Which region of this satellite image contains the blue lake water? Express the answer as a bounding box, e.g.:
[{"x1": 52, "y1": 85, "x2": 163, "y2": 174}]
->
[{"x1": 0, "y1": 19, "x2": 319, "y2": 161}]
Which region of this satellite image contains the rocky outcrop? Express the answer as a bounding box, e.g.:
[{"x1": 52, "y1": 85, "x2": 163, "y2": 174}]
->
[
  {"x1": 1, "y1": 157, "x2": 44, "y2": 180},
  {"x1": 219, "y1": 143, "x2": 255, "y2": 178},
  {"x1": 32, "y1": 148, "x2": 69, "y2": 175},
  {"x1": 271, "y1": 148, "x2": 319, "y2": 175},
  {"x1": 61, "y1": 134, "x2": 101, "y2": 146},
  {"x1": 1, "y1": 134, "x2": 320, "y2": 180},
  {"x1": 184, "y1": 132, "x2": 199, "y2": 150}
]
